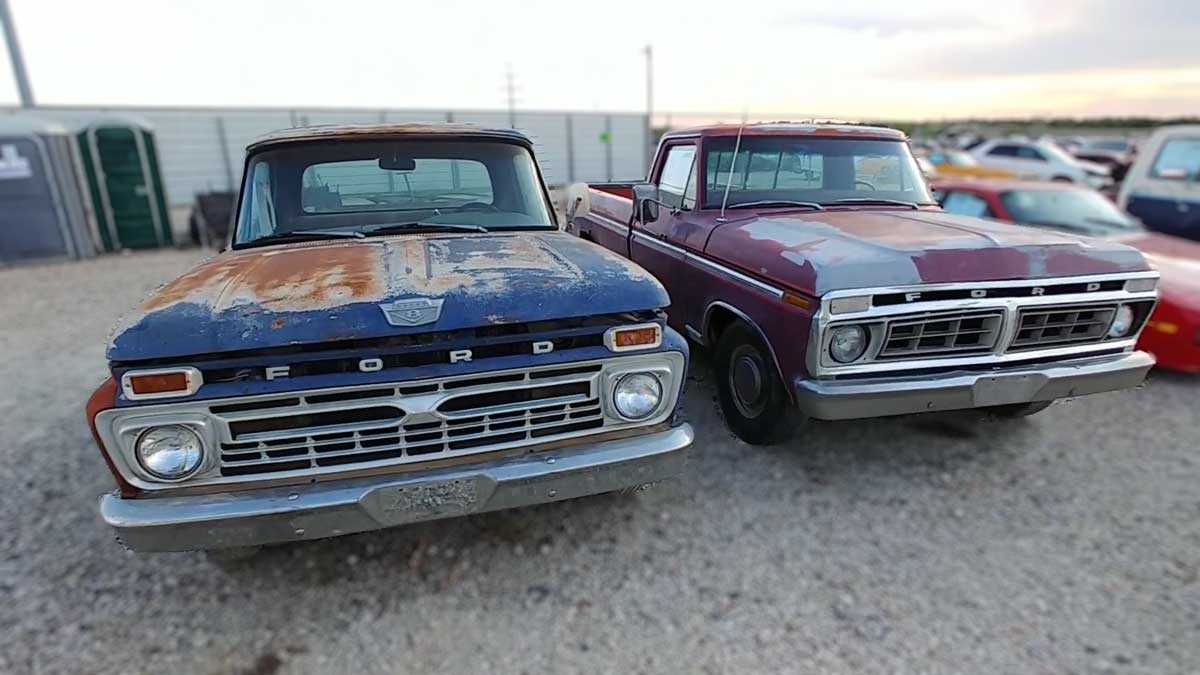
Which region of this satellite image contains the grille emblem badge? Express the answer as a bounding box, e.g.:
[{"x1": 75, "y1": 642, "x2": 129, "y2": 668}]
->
[{"x1": 380, "y1": 298, "x2": 444, "y2": 327}]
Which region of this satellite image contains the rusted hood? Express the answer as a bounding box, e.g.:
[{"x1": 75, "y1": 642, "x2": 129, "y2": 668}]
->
[
  {"x1": 109, "y1": 232, "x2": 666, "y2": 362},
  {"x1": 704, "y1": 209, "x2": 1150, "y2": 296}
]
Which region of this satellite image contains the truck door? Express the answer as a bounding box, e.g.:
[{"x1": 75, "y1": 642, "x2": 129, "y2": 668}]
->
[{"x1": 630, "y1": 142, "x2": 696, "y2": 322}]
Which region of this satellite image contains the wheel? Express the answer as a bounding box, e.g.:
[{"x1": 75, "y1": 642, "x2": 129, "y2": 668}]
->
[
  {"x1": 986, "y1": 401, "x2": 1053, "y2": 419},
  {"x1": 713, "y1": 322, "x2": 801, "y2": 445},
  {"x1": 1051, "y1": 175, "x2": 1074, "y2": 183}
]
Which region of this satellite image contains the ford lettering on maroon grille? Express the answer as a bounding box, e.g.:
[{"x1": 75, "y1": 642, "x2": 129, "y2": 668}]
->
[
  {"x1": 86, "y1": 123, "x2": 694, "y2": 558},
  {"x1": 568, "y1": 122, "x2": 1158, "y2": 445}
]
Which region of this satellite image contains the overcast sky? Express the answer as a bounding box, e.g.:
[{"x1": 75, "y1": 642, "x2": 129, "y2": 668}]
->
[{"x1": 1, "y1": 0, "x2": 1198, "y2": 119}]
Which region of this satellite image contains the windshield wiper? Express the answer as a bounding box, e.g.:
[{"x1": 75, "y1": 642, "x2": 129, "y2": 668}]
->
[
  {"x1": 822, "y1": 198, "x2": 923, "y2": 210},
  {"x1": 363, "y1": 221, "x2": 489, "y2": 236},
  {"x1": 726, "y1": 200, "x2": 825, "y2": 211},
  {"x1": 242, "y1": 229, "x2": 364, "y2": 247}
]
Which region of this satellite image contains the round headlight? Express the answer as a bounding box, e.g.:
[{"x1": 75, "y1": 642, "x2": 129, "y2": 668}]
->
[
  {"x1": 1108, "y1": 305, "x2": 1135, "y2": 338},
  {"x1": 829, "y1": 325, "x2": 869, "y2": 363},
  {"x1": 135, "y1": 425, "x2": 204, "y2": 480},
  {"x1": 613, "y1": 372, "x2": 663, "y2": 420}
]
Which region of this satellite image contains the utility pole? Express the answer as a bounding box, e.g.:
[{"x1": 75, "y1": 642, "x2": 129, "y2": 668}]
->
[
  {"x1": 643, "y1": 44, "x2": 653, "y2": 172},
  {"x1": 505, "y1": 63, "x2": 516, "y2": 129},
  {"x1": 0, "y1": 0, "x2": 34, "y2": 107}
]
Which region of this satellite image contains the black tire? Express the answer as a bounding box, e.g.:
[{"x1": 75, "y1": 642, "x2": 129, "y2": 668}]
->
[
  {"x1": 714, "y1": 322, "x2": 801, "y2": 445},
  {"x1": 986, "y1": 401, "x2": 1053, "y2": 419}
]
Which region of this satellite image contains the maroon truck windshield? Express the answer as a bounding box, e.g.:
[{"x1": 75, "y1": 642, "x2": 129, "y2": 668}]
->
[{"x1": 699, "y1": 137, "x2": 935, "y2": 208}]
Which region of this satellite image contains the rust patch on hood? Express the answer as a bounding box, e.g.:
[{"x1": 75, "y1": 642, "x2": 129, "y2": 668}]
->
[{"x1": 141, "y1": 243, "x2": 388, "y2": 313}]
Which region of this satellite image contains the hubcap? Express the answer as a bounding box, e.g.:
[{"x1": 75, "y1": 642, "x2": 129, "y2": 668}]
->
[{"x1": 729, "y1": 345, "x2": 767, "y2": 419}]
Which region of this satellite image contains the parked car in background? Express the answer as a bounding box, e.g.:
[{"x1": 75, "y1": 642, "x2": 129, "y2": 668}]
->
[
  {"x1": 566, "y1": 123, "x2": 1158, "y2": 445},
  {"x1": 88, "y1": 123, "x2": 694, "y2": 555},
  {"x1": 971, "y1": 138, "x2": 1112, "y2": 189},
  {"x1": 936, "y1": 178, "x2": 1200, "y2": 372},
  {"x1": 924, "y1": 149, "x2": 1016, "y2": 179},
  {"x1": 1119, "y1": 125, "x2": 1200, "y2": 242},
  {"x1": 1072, "y1": 138, "x2": 1136, "y2": 183}
]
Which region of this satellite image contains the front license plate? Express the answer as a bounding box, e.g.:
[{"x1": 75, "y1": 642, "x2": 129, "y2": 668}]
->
[
  {"x1": 972, "y1": 373, "x2": 1045, "y2": 407},
  {"x1": 365, "y1": 477, "x2": 483, "y2": 525}
]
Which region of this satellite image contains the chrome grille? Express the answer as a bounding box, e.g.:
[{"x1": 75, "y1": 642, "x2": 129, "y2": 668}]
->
[
  {"x1": 878, "y1": 311, "x2": 1003, "y2": 359},
  {"x1": 211, "y1": 364, "x2": 606, "y2": 477},
  {"x1": 1010, "y1": 304, "x2": 1116, "y2": 351}
]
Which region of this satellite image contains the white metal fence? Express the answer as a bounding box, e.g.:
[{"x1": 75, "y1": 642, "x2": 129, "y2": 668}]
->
[{"x1": 1, "y1": 106, "x2": 651, "y2": 207}]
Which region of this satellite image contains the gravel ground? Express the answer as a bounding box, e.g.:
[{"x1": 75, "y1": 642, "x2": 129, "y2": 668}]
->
[{"x1": 1, "y1": 249, "x2": 1197, "y2": 675}]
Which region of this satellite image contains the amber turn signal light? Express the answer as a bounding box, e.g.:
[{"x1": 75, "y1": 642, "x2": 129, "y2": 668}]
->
[
  {"x1": 120, "y1": 367, "x2": 204, "y2": 401},
  {"x1": 605, "y1": 324, "x2": 663, "y2": 352}
]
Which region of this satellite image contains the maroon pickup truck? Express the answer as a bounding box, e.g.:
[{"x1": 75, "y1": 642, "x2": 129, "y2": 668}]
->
[{"x1": 567, "y1": 123, "x2": 1159, "y2": 444}]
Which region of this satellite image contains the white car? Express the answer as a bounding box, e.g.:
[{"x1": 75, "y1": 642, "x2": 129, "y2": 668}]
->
[{"x1": 970, "y1": 139, "x2": 1112, "y2": 188}]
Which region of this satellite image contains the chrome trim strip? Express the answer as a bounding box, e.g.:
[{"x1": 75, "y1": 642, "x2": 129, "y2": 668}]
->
[
  {"x1": 629, "y1": 231, "x2": 787, "y2": 299},
  {"x1": 588, "y1": 212, "x2": 629, "y2": 230},
  {"x1": 96, "y1": 353, "x2": 686, "y2": 492},
  {"x1": 819, "y1": 271, "x2": 1161, "y2": 303}
]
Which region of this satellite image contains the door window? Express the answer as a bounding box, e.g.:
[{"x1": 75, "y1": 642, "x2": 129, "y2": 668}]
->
[
  {"x1": 1150, "y1": 138, "x2": 1200, "y2": 180},
  {"x1": 657, "y1": 145, "x2": 696, "y2": 210},
  {"x1": 940, "y1": 191, "x2": 994, "y2": 218},
  {"x1": 987, "y1": 144, "x2": 1020, "y2": 157},
  {"x1": 1015, "y1": 145, "x2": 1046, "y2": 161}
]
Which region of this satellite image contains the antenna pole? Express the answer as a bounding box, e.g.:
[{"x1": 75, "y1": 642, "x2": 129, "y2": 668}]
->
[
  {"x1": 718, "y1": 123, "x2": 745, "y2": 221},
  {"x1": 505, "y1": 63, "x2": 516, "y2": 128},
  {"x1": 0, "y1": 0, "x2": 34, "y2": 107}
]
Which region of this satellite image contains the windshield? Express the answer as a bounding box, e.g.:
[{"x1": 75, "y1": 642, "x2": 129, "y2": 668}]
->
[
  {"x1": 701, "y1": 137, "x2": 934, "y2": 208},
  {"x1": 234, "y1": 139, "x2": 555, "y2": 246},
  {"x1": 999, "y1": 189, "x2": 1143, "y2": 236}
]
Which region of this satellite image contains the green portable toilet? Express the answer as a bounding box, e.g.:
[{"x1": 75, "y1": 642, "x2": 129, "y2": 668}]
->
[{"x1": 76, "y1": 116, "x2": 172, "y2": 251}]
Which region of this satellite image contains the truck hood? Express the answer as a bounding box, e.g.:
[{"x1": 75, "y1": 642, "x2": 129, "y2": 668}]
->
[
  {"x1": 109, "y1": 232, "x2": 666, "y2": 362},
  {"x1": 704, "y1": 209, "x2": 1150, "y2": 296},
  {"x1": 1113, "y1": 231, "x2": 1200, "y2": 301}
]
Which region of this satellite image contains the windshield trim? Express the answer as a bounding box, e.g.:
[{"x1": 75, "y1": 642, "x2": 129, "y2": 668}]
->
[
  {"x1": 231, "y1": 137, "x2": 558, "y2": 249},
  {"x1": 697, "y1": 136, "x2": 934, "y2": 209}
]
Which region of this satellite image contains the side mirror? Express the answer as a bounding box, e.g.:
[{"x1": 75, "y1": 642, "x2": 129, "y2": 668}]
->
[
  {"x1": 565, "y1": 182, "x2": 591, "y2": 226},
  {"x1": 632, "y1": 183, "x2": 661, "y2": 223}
]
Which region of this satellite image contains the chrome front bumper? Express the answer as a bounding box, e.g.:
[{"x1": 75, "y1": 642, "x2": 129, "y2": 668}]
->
[
  {"x1": 101, "y1": 425, "x2": 693, "y2": 552},
  {"x1": 794, "y1": 351, "x2": 1154, "y2": 421}
]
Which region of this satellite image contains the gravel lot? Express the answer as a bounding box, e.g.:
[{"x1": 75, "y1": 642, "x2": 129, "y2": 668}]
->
[{"x1": 1, "y1": 249, "x2": 1197, "y2": 675}]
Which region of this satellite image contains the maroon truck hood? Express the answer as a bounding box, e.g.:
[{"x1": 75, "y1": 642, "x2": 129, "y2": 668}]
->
[
  {"x1": 704, "y1": 209, "x2": 1151, "y2": 296},
  {"x1": 1113, "y1": 232, "x2": 1200, "y2": 302}
]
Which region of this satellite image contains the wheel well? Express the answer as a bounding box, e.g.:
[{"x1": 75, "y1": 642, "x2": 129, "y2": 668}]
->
[{"x1": 705, "y1": 305, "x2": 740, "y2": 346}]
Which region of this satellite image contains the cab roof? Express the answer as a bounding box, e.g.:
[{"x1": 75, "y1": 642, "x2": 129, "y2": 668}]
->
[
  {"x1": 663, "y1": 121, "x2": 907, "y2": 142},
  {"x1": 247, "y1": 122, "x2": 534, "y2": 152}
]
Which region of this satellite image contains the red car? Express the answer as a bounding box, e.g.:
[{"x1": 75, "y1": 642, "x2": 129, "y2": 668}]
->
[{"x1": 935, "y1": 178, "x2": 1200, "y2": 372}]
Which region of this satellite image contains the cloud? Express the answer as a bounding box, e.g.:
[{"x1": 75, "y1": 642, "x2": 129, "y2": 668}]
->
[{"x1": 896, "y1": 1, "x2": 1200, "y2": 77}]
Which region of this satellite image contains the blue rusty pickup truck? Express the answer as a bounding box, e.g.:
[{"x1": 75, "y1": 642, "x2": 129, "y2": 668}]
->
[{"x1": 86, "y1": 123, "x2": 693, "y2": 554}]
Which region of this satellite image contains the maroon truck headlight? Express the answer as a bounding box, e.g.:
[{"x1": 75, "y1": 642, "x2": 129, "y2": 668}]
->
[{"x1": 829, "y1": 325, "x2": 869, "y2": 363}]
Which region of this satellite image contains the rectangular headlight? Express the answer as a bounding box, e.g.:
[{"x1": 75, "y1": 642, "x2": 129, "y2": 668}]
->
[
  {"x1": 829, "y1": 295, "x2": 871, "y2": 315},
  {"x1": 120, "y1": 367, "x2": 203, "y2": 401},
  {"x1": 1125, "y1": 277, "x2": 1157, "y2": 293},
  {"x1": 605, "y1": 323, "x2": 663, "y2": 352}
]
